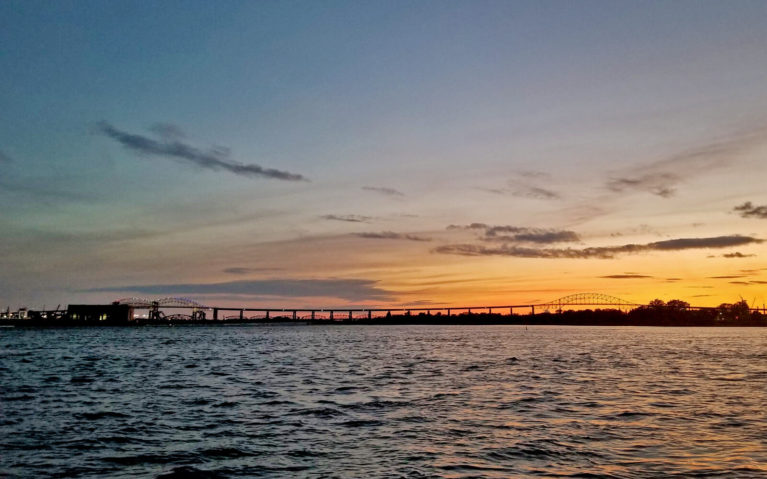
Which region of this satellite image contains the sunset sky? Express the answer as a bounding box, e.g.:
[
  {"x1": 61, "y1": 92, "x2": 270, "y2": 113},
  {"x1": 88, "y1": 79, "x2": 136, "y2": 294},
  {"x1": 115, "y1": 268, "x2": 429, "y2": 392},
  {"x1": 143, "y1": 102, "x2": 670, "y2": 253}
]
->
[{"x1": 2, "y1": 1, "x2": 767, "y2": 309}]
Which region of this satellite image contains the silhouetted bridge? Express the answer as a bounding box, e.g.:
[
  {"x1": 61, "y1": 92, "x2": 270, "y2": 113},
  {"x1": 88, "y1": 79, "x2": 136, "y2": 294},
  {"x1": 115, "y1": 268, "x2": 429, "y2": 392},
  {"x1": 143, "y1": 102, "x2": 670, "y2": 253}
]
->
[{"x1": 115, "y1": 293, "x2": 659, "y2": 321}]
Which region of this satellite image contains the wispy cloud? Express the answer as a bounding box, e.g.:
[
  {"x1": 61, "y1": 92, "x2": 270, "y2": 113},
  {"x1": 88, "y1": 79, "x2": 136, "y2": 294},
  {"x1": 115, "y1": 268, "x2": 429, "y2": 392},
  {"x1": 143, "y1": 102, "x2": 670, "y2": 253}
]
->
[
  {"x1": 481, "y1": 173, "x2": 561, "y2": 200},
  {"x1": 148, "y1": 122, "x2": 186, "y2": 141},
  {"x1": 354, "y1": 231, "x2": 431, "y2": 242},
  {"x1": 600, "y1": 274, "x2": 653, "y2": 279},
  {"x1": 651, "y1": 237, "x2": 760, "y2": 250},
  {"x1": 98, "y1": 122, "x2": 307, "y2": 181},
  {"x1": 723, "y1": 252, "x2": 756, "y2": 258},
  {"x1": 734, "y1": 202, "x2": 767, "y2": 219},
  {"x1": 447, "y1": 223, "x2": 490, "y2": 231},
  {"x1": 555, "y1": 128, "x2": 767, "y2": 227},
  {"x1": 605, "y1": 127, "x2": 766, "y2": 198},
  {"x1": 223, "y1": 267, "x2": 283, "y2": 275},
  {"x1": 447, "y1": 223, "x2": 580, "y2": 244},
  {"x1": 490, "y1": 230, "x2": 580, "y2": 244},
  {"x1": 362, "y1": 186, "x2": 404, "y2": 197},
  {"x1": 435, "y1": 235, "x2": 762, "y2": 259},
  {"x1": 513, "y1": 185, "x2": 560, "y2": 200},
  {"x1": 481, "y1": 184, "x2": 560, "y2": 200},
  {"x1": 85, "y1": 278, "x2": 394, "y2": 302},
  {"x1": 606, "y1": 173, "x2": 678, "y2": 198},
  {"x1": 321, "y1": 214, "x2": 372, "y2": 223}
]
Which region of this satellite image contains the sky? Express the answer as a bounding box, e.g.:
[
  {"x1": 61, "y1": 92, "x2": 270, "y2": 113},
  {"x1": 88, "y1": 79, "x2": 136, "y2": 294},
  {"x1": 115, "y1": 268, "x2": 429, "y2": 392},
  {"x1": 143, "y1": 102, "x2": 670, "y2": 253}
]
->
[{"x1": 2, "y1": 0, "x2": 767, "y2": 310}]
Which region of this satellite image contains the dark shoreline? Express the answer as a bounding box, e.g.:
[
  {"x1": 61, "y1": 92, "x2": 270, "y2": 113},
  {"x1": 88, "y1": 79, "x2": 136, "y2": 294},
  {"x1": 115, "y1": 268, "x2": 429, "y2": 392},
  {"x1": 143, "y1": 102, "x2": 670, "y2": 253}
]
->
[{"x1": 4, "y1": 312, "x2": 767, "y2": 328}]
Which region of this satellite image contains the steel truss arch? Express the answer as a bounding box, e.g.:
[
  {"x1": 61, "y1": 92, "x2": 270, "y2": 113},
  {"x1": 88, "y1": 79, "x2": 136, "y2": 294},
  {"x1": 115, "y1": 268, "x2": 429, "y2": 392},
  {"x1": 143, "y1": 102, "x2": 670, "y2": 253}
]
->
[
  {"x1": 155, "y1": 297, "x2": 210, "y2": 309},
  {"x1": 114, "y1": 296, "x2": 210, "y2": 309},
  {"x1": 538, "y1": 292, "x2": 639, "y2": 310},
  {"x1": 114, "y1": 297, "x2": 153, "y2": 308}
]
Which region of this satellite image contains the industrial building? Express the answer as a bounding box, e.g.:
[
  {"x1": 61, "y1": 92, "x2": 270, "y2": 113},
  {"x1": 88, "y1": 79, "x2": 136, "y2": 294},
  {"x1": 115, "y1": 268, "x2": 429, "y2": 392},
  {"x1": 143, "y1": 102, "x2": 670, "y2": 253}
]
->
[{"x1": 66, "y1": 304, "x2": 134, "y2": 323}]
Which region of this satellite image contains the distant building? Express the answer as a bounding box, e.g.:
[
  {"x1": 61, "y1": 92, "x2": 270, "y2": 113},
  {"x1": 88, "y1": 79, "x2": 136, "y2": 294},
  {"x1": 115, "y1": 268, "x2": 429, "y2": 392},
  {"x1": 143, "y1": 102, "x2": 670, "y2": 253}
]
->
[
  {"x1": 67, "y1": 304, "x2": 134, "y2": 323},
  {"x1": 0, "y1": 308, "x2": 27, "y2": 320}
]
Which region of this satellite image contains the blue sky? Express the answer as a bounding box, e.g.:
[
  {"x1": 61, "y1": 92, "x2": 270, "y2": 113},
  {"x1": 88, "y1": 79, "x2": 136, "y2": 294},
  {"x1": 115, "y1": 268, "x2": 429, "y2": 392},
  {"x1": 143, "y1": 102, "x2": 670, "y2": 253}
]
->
[{"x1": 2, "y1": 1, "x2": 767, "y2": 308}]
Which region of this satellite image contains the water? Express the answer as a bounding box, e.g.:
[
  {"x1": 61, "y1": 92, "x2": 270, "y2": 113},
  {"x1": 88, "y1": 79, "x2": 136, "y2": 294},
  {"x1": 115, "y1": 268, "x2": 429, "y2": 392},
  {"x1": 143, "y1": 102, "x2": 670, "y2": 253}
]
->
[{"x1": 2, "y1": 325, "x2": 766, "y2": 478}]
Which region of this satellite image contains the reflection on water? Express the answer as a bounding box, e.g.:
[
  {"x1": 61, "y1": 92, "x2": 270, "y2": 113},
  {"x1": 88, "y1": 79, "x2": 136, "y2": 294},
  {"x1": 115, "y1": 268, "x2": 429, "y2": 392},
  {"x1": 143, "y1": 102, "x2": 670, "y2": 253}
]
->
[{"x1": 2, "y1": 325, "x2": 767, "y2": 478}]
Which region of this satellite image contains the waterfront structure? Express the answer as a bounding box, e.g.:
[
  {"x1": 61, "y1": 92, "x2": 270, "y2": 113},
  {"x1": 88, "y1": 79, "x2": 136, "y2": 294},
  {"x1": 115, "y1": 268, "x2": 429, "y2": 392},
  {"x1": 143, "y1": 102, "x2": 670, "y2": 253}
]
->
[{"x1": 67, "y1": 304, "x2": 134, "y2": 323}]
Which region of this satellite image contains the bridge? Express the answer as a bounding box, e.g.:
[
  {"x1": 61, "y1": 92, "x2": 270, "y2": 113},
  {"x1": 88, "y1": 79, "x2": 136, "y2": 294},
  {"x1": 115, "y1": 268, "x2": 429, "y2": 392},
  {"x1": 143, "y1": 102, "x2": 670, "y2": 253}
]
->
[
  {"x1": 537, "y1": 293, "x2": 640, "y2": 312},
  {"x1": 114, "y1": 297, "x2": 211, "y2": 320},
  {"x1": 113, "y1": 292, "x2": 649, "y2": 321}
]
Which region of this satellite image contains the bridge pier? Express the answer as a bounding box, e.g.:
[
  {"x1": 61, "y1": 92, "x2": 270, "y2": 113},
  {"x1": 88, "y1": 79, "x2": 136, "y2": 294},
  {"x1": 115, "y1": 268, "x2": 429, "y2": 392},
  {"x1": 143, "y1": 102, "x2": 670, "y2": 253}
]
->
[
  {"x1": 348, "y1": 310, "x2": 352, "y2": 320},
  {"x1": 447, "y1": 308, "x2": 451, "y2": 316},
  {"x1": 531, "y1": 305, "x2": 535, "y2": 316},
  {"x1": 265, "y1": 310, "x2": 269, "y2": 320},
  {"x1": 368, "y1": 310, "x2": 372, "y2": 320},
  {"x1": 311, "y1": 311, "x2": 315, "y2": 320},
  {"x1": 330, "y1": 311, "x2": 334, "y2": 320},
  {"x1": 213, "y1": 308, "x2": 219, "y2": 320},
  {"x1": 239, "y1": 309, "x2": 243, "y2": 321},
  {"x1": 293, "y1": 310, "x2": 297, "y2": 320}
]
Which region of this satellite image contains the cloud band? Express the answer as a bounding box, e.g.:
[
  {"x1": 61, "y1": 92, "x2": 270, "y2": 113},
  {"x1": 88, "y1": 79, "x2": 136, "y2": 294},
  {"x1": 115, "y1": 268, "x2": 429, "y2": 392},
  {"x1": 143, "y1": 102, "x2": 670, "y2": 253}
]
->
[{"x1": 99, "y1": 122, "x2": 306, "y2": 181}]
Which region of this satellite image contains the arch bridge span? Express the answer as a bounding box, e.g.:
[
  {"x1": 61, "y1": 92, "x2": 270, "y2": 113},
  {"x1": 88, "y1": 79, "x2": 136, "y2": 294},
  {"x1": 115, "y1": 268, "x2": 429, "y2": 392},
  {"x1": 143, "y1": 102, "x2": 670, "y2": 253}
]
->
[
  {"x1": 114, "y1": 297, "x2": 211, "y2": 309},
  {"x1": 538, "y1": 292, "x2": 639, "y2": 311},
  {"x1": 114, "y1": 297, "x2": 210, "y2": 321}
]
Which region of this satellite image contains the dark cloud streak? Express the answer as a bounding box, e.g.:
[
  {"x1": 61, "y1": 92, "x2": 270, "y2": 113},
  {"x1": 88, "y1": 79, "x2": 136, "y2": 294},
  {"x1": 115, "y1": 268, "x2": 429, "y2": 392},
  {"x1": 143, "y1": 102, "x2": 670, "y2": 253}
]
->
[
  {"x1": 447, "y1": 223, "x2": 489, "y2": 231},
  {"x1": 435, "y1": 235, "x2": 762, "y2": 259},
  {"x1": 480, "y1": 176, "x2": 561, "y2": 200},
  {"x1": 223, "y1": 267, "x2": 283, "y2": 275},
  {"x1": 490, "y1": 230, "x2": 580, "y2": 244},
  {"x1": 321, "y1": 214, "x2": 372, "y2": 223},
  {"x1": 447, "y1": 223, "x2": 580, "y2": 244},
  {"x1": 354, "y1": 231, "x2": 431, "y2": 242},
  {"x1": 515, "y1": 185, "x2": 560, "y2": 200},
  {"x1": 734, "y1": 202, "x2": 767, "y2": 219},
  {"x1": 600, "y1": 274, "x2": 653, "y2": 279},
  {"x1": 149, "y1": 122, "x2": 186, "y2": 141},
  {"x1": 606, "y1": 173, "x2": 678, "y2": 198},
  {"x1": 98, "y1": 122, "x2": 307, "y2": 181},
  {"x1": 723, "y1": 252, "x2": 756, "y2": 258},
  {"x1": 362, "y1": 186, "x2": 404, "y2": 197}
]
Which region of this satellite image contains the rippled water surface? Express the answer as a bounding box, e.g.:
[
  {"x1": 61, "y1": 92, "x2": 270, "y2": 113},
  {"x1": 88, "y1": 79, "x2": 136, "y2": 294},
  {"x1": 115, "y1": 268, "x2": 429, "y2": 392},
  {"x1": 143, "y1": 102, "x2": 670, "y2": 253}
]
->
[{"x1": 2, "y1": 325, "x2": 767, "y2": 478}]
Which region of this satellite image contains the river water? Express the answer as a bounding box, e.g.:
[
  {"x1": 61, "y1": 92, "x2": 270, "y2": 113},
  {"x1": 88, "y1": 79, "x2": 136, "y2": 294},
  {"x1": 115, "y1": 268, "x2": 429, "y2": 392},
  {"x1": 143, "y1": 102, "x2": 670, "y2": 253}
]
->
[{"x1": 2, "y1": 325, "x2": 766, "y2": 478}]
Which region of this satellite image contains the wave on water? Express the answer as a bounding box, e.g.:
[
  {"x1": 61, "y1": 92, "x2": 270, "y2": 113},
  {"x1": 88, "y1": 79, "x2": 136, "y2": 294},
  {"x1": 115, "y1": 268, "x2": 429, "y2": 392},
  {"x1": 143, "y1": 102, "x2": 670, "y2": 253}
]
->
[{"x1": 2, "y1": 325, "x2": 767, "y2": 478}]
